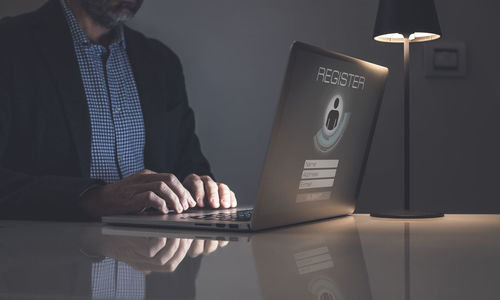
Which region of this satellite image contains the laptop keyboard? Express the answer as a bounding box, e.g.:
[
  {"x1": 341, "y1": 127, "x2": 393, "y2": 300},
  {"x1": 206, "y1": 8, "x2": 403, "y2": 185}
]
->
[{"x1": 189, "y1": 209, "x2": 253, "y2": 222}]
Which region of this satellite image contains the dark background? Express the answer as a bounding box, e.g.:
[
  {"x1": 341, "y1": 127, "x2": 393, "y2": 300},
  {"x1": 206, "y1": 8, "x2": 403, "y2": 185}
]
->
[{"x1": 2, "y1": 0, "x2": 499, "y2": 213}]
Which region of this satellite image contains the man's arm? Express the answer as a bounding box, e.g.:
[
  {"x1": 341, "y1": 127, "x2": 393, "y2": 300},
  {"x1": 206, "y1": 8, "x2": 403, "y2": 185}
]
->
[
  {"x1": 0, "y1": 47, "x2": 107, "y2": 220},
  {"x1": 0, "y1": 74, "x2": 101, "y2": 221}
]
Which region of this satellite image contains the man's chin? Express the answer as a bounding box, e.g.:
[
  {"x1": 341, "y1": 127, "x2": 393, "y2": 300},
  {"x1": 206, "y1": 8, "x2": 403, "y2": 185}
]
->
[{"x1": 108, "y1": 10, "x2": 136, "y2": 24}]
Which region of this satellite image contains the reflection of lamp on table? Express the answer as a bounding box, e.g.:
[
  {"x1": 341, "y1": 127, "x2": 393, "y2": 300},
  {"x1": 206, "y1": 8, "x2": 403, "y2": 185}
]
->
[{"x1": 370, "y1": 0, "x2": 444, "y2": 218}]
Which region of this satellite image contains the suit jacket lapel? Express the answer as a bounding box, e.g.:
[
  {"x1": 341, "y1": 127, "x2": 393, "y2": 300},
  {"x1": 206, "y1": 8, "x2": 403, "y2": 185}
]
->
[{"x1": 32, "y1": 0, "x2": 91, "y2": 177}]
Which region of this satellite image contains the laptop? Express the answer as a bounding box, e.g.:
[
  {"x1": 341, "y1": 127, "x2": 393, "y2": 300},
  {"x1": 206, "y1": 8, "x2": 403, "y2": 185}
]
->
[{"x1": 103, "y1": 41, "x2": 389, "y2": 231}]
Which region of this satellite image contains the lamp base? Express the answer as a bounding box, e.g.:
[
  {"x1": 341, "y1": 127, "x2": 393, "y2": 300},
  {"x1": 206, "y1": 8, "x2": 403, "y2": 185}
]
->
[{"x1": 370, "y1": 210, "x2": 444, "y2": 219}]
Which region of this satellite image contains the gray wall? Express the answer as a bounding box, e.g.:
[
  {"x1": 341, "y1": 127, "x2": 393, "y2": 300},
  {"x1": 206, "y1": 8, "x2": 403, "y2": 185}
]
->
[{"x1": 1, "y1": 0, "x2": 499, "y2": 213}]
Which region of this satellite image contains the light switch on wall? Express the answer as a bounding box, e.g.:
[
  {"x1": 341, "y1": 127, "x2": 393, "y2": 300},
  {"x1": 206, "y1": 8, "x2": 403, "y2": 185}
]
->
[
  {"x1": 434, "y1": 48, "x2": 459, "y2": 70},
  {"x1": 425, "y1": 42, "x2": 466, "y2": 77}
]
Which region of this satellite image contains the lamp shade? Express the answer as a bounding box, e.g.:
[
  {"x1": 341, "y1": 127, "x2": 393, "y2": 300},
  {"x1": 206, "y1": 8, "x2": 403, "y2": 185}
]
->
[{"x1": 373, "y1": 0, "x2": 441, "y2": 43}]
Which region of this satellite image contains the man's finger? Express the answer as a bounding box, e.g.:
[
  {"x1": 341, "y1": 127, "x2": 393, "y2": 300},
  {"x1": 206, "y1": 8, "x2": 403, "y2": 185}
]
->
[
  {"x1": 154, "y1": 238, "x2": 180, "y2": 266},
  {"x1": 134, "y1": 173, "x2": 196, "y2": 210},
  {"x1": 131, "y1": 237, "x2": 167, "y2": 258},
  {"x1": 218, "y1": 240, "x2": 229, "y2": 248},
  {"x1": 132, "y1": 191, "x2": 168, "y2": 214},
  {"x1": 188, "y1": 239, "x2": 205, "y2": 258},
  {"x1": 204, "y1": 240, "x2": 219, "y2": 254},
  {"x1": 163, "y1": 238, "x2": 192, "y2": 272},
  {"x1": 127, "y1": 169, "x2": 157, "y2": 184},
  {"x1": 218, "y1": 183, "x2": 231, "y2": 208},
  {"x1": 161, "y1": 174, "x2": 193, "y2": 211},
  {"x1": 185, "y1": 175, "x2": 205, "y2": 208},
  {"x1": 230, "y1": 190, "x2": 238, "y2": 208},
  {"x1": 127, "y1": 169, "x2": 156, "y2": 182},
  {"x1": 201, "y1": 176, "x2": 219, "y2": 208},
  {"x1": 134, "y1": 182, "x2": 184, "y2": 213},
  {"x1": 147, "y1": 237, "x2": 167, "y2": 258},
  {"x1": 139, "y1": 169, "x2": 156, "y2": 175}
]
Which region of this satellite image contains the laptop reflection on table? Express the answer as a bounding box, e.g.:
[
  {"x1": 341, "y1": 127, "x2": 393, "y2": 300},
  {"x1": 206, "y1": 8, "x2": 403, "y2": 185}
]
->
[{"x1": 103, "y1": 216, "x2": 372, "y2": 300}]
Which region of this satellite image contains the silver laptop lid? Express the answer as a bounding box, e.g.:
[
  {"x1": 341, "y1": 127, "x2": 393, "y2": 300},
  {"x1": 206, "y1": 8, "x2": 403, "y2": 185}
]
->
[{"x1": 251, "y1": 42, "x2": 388, "y2": 230}]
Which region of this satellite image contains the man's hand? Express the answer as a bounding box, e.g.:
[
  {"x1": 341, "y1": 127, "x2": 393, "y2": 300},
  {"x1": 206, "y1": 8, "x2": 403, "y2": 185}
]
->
[
  {"x1": 81, "y1": 169, "x2": 196, "y2": 217},
  {"x1": 95, "y1": 235, "x2": 229, "y2": 274},
  {"x1": 182, "y1": 174, "x2": 237, "y2": 209}
]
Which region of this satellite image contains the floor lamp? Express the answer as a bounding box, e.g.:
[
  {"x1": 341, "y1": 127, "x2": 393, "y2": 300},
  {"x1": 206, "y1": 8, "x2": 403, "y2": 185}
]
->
[{"x1": 370, "y1": 0, "x2": 444, "y2": 218}]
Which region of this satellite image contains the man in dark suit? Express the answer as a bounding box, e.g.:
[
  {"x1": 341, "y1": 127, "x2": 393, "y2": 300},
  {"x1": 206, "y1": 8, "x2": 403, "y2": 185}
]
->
[{"x1": 0, "y1": 0, "x2": 237, "y2": 220}]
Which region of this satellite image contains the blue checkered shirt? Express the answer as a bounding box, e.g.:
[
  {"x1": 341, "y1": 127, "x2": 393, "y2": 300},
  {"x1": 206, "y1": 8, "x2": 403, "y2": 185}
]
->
[
  {"x1": 61, "y1": 0, "x2": 145, "y2": 184},
  {"x1": 61, "y1": 1, "x2": 146, "y2": 299},
  {"x1": 91, "y1": 258, "x2": 145, "y2": 300}
]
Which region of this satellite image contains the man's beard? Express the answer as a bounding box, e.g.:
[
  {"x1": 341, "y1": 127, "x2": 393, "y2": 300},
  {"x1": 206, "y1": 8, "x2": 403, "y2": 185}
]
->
[{"x1": 80, "y1": 0, "x2": 144, "y2": 29}]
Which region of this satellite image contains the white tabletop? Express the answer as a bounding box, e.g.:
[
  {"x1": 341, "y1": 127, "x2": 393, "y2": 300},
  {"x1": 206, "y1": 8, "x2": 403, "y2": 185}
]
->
[{"x1": 0, "y1": 214, "x2": 498, "y2": 299}]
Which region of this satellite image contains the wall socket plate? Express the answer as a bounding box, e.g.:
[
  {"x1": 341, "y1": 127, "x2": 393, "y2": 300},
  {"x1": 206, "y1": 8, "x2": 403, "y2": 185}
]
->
[{"x1": 424, "y1": 41, "x2": 466, "y2": 78}]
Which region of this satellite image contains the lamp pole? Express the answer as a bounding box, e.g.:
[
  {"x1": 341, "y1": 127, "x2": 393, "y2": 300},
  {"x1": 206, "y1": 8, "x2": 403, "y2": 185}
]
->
[
  {"x1": 403, "y1": 35, "x2": 410, "y2": 211},
  {"x1": 371, "y1": 35, "x2": 443, "y2": 218}
]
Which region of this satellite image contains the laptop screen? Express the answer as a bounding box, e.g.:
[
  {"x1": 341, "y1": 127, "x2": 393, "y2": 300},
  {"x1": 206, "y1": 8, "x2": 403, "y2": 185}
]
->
[{"x1": 253, "y1": 42, "x2": 388, "y2": 228}]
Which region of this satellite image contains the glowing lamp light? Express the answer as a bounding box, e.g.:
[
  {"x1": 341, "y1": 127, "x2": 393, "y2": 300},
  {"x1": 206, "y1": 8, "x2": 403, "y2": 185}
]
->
[
  {"x1": 374, "y1": 32, "x2": 440, "y2": 43},
  {"x1": 373, "y1": 0, "x2": 442, "y2": 44}
]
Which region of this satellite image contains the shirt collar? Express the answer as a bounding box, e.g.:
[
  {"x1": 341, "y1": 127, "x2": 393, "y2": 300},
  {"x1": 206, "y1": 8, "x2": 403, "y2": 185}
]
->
[{"x1": 59, "y1": 0, "x2": 126, "y2": 49}]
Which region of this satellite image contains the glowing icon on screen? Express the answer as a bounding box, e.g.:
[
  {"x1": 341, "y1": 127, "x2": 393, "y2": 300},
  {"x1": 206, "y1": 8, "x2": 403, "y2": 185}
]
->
[{"x1": 314, "y1": 95, "x2": 351, "y2": 153}]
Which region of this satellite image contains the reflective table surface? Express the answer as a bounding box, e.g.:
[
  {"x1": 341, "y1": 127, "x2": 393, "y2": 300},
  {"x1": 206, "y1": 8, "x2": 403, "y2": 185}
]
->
[{"x1": 1, "y1": 214, "x2": 499, "y2": 300}]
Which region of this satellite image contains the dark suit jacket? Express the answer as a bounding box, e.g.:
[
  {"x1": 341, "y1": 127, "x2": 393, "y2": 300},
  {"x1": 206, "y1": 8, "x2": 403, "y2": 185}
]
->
[{"x1": 0, "y1": 0, "x2": 212, "y2": 220}]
